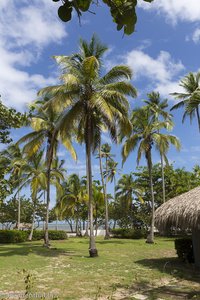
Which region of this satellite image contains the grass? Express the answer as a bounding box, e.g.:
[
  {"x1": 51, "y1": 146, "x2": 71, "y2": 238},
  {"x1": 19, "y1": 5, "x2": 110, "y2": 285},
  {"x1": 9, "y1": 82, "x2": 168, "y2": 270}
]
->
[{"x1": 0, "y1": 237, "x2": 200, "y2": 299}]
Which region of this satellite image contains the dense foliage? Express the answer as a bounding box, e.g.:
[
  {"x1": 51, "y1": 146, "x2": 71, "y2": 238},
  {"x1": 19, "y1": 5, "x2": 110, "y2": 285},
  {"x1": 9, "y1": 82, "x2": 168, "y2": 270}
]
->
[
  {"x1": 52, "y1": 0, "x2": 154, "y2": 35},
  {"x1": 0, "y1": 99, "x2": 25, "y2": 145},
  {"x1": 174, "y1": 238, "x2": 194, "y2": 263},
  {"x1": 0, "y1": 229, "x2": 68, "y2": 243},
  {"x1": 111, "y1": 228, "x2": 147, "y2": 239},
  {"x1": 0, "y1": 230, "x2": 28, "y2": 243}
]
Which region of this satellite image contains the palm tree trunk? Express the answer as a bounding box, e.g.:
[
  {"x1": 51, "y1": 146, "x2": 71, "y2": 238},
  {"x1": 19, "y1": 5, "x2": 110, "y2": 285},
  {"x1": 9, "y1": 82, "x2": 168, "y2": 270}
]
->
[
  {"x1": 56, "y1": 217, "x2": 58, "y2": 231},
  {"x1": 146, "y1": 150, "x2": 155, "y2": 244},
  {"x1": 160, "y1": 153, "x2": 166, "y2": 203},
  {"x1": 196, "y1": 107, "x2": 200, "y2": 132},
  {"x1": 98, "y1": 144, "x2": 109, "y2": 239},
  {"x1": 44, "y1": 136, "x2": 55, "y2": 247},
  {"x1": 28, "y1": 204, "x2": 36, "y2": 241},
  {"x1": 86, "y1": 118, "x2": 98, "y2": 257},
  {"x1": 84, "y1": 212, "x2": 89, "y2": 237},
  {"x1": 104, "y1": 156, "x2": 110, "y2": 239},
  {"x1": 17, "y1": 191, "x2": 20, "y2": 230},
  {"x1": 44, "y1": 167, "x2": 51, "y2": 247},
  {"x1": 95, "y1": 204, "x2": 98, "y2": 237}
]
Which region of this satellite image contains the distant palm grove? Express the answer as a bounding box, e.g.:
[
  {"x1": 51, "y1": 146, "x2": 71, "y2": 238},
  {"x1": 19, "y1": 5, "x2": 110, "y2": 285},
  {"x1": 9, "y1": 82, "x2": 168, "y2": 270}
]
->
[{"x1": 1, "y1": 36, "x2": 200, "y2": 257}]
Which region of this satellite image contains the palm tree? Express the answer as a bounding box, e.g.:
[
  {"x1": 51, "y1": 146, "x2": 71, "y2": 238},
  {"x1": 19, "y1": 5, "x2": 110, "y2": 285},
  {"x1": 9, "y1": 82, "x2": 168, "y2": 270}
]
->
[
  {"x1": 171, "y1": 72, "x2": 200, "y2": 131},
  {"x1": 56, "y1": 174, "x2": 88, "y2": 235},
  {"x1": 122, "y1": 106, "x2": 181, "y2": 243},
  {"x1": 116, "y1": 174, "x2": 143, "y2": 211},
  {"x1": 1, "y1": 144, "x2": 26, "y2": 229},
  {"x1": 104, "y1": 159, "x2": 119, "y2": 202},
  {"x1": 98, "y1": 143, "x2": 113, "y2": 239},
  {"x1": 12, "y1": 151, "x2": 47, "y2": 240},
  {"x1": 92, "y1": 181, "x2": 104, "y2": 236},
  {"x1": 38, "y1": 35, "x2": 137, "y2": 256},
  {"x1": 144, "y1": 91, "x2": 174, "y2": 202},
  {"x1": 17, "y1": 103, "x2": 76, "y2": 246}
]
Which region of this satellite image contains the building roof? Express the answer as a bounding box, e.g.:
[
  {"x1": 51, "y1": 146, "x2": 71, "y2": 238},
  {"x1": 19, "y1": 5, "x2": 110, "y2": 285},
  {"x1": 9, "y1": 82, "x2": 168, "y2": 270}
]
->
[{"x1": 155, "y1": 186, "x2": 200, "y2": 230}]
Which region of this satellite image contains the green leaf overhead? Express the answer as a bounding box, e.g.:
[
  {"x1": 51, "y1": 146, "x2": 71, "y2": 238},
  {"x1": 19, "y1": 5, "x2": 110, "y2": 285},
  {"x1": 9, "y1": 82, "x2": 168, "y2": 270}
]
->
[{"x1": 52, "y1": 0, "x2": 154, "y2": 35}]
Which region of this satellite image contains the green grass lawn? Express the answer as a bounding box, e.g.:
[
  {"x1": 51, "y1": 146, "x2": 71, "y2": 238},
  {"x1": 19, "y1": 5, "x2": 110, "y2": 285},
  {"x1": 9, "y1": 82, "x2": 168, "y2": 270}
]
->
[{"x1": 0, "y1": 237, "x2": 200, "y2": 300}]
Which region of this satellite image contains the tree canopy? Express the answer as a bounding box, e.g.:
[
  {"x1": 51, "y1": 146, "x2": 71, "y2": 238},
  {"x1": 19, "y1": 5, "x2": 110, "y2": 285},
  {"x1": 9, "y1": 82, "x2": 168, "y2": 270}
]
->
[
  {"x1": 0, "y1": 98, "x2": 25, "y2": 145},
  {"x1": 52, "y1": 0, "x2": 154, "y2": 35}
]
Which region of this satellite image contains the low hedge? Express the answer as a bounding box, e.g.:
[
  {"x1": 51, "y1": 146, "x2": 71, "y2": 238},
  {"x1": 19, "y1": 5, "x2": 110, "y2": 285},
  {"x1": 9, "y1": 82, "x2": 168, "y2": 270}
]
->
[
  {"x1": 0, "y1": 229, "x2": 68, "y2": 243},
  {"x1": 0, "y1": 230, "x2": 28, "y2": 243},
  {"x1": 111, "y1": 228, "x2": 147, "y2": 239},
  {"x1": 174, "y1": 238, "x2": 194, "y2": 263},
  {"x1": 30, "y1": 230, "x2": 68, "y2": 241}
]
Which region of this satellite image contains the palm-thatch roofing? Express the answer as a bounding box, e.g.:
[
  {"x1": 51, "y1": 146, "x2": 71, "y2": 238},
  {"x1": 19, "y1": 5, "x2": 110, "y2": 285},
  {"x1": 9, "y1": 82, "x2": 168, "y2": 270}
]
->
[{"x1": 155, "y1": 186, "x2": 200, "y2": 230}]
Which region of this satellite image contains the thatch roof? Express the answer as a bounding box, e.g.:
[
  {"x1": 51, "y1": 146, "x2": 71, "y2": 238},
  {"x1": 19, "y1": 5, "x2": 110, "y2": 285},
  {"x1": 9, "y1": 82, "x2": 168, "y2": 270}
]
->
[{"x1": 155, "y1": 186, "x2": 200, "y2": 230}]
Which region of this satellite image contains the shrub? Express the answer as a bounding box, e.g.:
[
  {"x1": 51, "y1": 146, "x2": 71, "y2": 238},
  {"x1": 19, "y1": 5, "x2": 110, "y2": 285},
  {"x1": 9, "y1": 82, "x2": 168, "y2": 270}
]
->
[
  {"x1": 111, "y1": 228, "x2": 146, "y2": 239},
  {"x1": 31, "y1": 230, "x2": 68, "y2": 241},
  {"x1": 174, "y1": 238, "x2": 194, "y2": 263},
  {"x1": 0, "y1": 229, "x2": 68, "y2": 243},
  {"x1": 0, "y1": 230, "x2": 28, "y2": 243}
]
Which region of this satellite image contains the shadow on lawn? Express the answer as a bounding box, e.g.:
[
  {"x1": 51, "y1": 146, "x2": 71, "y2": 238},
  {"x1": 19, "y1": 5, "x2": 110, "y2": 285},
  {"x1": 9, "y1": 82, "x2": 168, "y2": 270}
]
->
[
  {"x1": 0, "y1": 243, "x2": 81, "y2": 258},
  {"x1": 117, "y1": 281, "x2": 200, "y2": 300},
  {"x1": 136, "y1": 257, "x2": 200, "y2": 283}
]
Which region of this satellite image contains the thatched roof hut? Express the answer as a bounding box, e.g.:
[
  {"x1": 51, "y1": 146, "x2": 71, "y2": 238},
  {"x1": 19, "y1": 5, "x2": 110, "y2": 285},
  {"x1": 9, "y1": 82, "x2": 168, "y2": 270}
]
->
[{"x1": 155, "y1": 186, "x2": 200, "y2": 231}]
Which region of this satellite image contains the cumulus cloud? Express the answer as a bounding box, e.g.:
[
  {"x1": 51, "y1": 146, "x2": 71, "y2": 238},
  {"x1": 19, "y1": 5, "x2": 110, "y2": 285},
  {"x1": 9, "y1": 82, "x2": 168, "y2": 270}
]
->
[
  {"x1": 138, "y1": 0, "x2": 200, "y2": 24},
  {"x1": 122, "y1": 49, "x2": 185, "y2": 99},
  {"x1": 192, "y1": 28, "x2": 200, "y2": 44},
  {"x1": 0, "y1": 0, "x2": 67, "y2": 109}
]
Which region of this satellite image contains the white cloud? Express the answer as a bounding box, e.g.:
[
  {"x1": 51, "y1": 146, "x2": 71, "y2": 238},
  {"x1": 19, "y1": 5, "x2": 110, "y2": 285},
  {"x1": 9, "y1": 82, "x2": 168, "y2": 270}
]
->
[
  {"x1": 192, "y1": 28, "x2": 200, "y2": 44},
  {"x1": 138, "y1": 0, "x2": 200, "y2": 24},
  {"x1": 63, "y1": 159, "x2": 100, "y2": 177},
  {"x1": 0, "y1": 0, "x2": 67, "y2": 109},
  {"x1": 122, "y1": 49, "x2": 185, "y2": 99}
]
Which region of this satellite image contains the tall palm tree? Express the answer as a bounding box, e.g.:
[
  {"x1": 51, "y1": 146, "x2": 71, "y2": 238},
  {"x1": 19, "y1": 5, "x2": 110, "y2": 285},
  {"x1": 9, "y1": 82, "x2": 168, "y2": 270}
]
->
[
  {"x1": 171, "y1": 72, "x2": 200, "y2": 131},
  {"x1": 122, "y1": 106, "x2": 181, "y2": 243},
  {"x1": 1, "y1": 144, "x2": 26, "y2": 229},
  {"x1": 38, "y1": 35, "x2": 137, "y2": 256},
  {"x1": 144, "y1": 92, "x2": 174, "y2": 202},
  {"x1": 99, "y1": 143, "x2": 113, "y2": 239},
  {"x1": 17, "y1": 104, "x2": 76, "y2": 246},
  {"x1": 12, "y1": 151, "x2": 47, "y2": 240},
  {"x1": 92, "y1": 181, "x2": 104, "y2": 236}
]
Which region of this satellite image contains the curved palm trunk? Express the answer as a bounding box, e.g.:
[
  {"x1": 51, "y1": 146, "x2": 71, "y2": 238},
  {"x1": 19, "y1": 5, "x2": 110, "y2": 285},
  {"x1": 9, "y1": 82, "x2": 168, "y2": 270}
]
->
[
  {"x1": 146, "y1": 150, "x2": 155, "y2": 244},
  {"x1": 98, "y1": 144, "x2": 110, "y2": 239},
  {"x1": 160, "y1": 153, "x2": 166, "y2": 203},
  {"x1": 86, "y1": 118, "x2": 98, "y2": 257}
]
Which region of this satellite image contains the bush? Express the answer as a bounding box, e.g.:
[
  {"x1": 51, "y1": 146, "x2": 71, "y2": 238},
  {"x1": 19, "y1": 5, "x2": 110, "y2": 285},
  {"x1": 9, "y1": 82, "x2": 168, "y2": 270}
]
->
[
  {"x1": 111, "y1": 228, "x2": 147, "y2": 239},
  {"x1": 0, "y1": 230, "x2": 28, "y2": 243},
  {"x1": 0, "y1": 229, "x2": 68, "y2": 243},
  {"x1": 174, "y1": 238, "x2": 194, "y2": 263},
  {"x1": 31, "y1": 230, "x2": 68, "y2": 241}
]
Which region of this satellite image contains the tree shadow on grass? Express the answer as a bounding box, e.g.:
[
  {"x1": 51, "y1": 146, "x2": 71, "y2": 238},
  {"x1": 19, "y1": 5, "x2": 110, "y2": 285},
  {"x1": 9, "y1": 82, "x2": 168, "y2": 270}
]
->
[
  {"x1": 0, "y1": 242, "x2": 82, "y2": 258},
  {"x1": 115, "y1": 281, "x2": 200, "y2": 300},
  {"x1": 96, "y1": 239, "x2": 126, "y2": 245},
  {"x1": 111, "y1": 257, "x2": 200, "y2": 300},
  {"x1": 136, "y1": 256, "x2": 200, "y2": 283}
]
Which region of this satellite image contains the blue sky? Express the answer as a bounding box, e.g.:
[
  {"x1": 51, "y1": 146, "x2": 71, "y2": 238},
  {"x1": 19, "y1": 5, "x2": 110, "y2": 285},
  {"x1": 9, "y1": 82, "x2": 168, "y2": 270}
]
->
[{"x1": 1, "y1": 0, "x2": 200, "y2": 199}]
